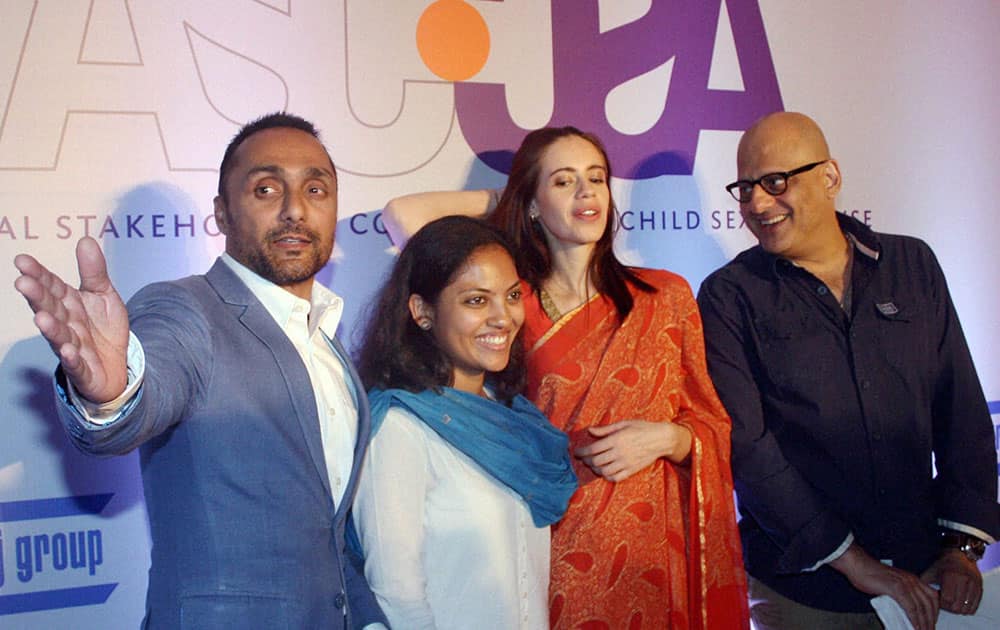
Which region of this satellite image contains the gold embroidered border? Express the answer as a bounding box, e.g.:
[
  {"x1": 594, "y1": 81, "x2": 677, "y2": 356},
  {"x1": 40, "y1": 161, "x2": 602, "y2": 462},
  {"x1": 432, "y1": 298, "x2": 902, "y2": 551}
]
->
[{"x1": 528, "y1": 293, "x2": 602, "y2": 356}]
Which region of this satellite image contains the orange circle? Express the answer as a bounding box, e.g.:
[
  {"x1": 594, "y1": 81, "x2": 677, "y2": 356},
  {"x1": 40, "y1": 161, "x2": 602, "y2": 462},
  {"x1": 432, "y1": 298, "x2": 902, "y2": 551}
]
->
[{"x1": 416, "y1": 0, "x2": 491, "y2": 81}]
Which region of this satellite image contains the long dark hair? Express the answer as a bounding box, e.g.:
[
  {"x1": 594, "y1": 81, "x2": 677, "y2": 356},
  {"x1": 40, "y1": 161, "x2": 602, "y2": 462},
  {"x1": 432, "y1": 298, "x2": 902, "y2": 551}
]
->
[
  {"x1": 490, "y1": 126, "x2": 654, "y2": 320},
  {"x1": 357, "y1": 216, "x2": 526, "y2": 404}
]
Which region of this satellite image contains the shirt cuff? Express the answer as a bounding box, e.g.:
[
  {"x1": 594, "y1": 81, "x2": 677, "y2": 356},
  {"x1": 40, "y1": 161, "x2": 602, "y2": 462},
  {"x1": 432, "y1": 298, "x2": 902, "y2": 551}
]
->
[
  {"x1": 803, "y1": 532, "x2": 854, "y2": 572},
  {"x1": 66, "y1": 331, "x2": 145, "y2": 426},
  {"x1": 938, "y1": 519, "x2": 996, "y2": 545},
  {"x1": 362, "y1": 624, "x2": 388, "y2": 630}
]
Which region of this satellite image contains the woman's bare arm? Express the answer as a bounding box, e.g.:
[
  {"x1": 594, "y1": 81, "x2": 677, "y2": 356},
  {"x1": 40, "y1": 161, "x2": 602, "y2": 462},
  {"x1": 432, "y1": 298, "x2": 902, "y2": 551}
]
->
[{"x1": 382, "y1": 189, "x2": 497, "y2": 246}]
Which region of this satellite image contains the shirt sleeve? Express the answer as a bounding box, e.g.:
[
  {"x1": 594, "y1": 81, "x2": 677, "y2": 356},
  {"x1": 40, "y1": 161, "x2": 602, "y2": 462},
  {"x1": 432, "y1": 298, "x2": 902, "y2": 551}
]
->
[
  {"x1": 804, "y1": 533, "x2": 854, "y2": 571},
  {"x1": 63, "y1": 331, "x2": 145, "y2": 427},
  {"x1": 56, "y1": 281, "x2": 213, "y2": 457},
  {"x1": 923, "y1": 245, "x2": 1000, "y2": 541},
  {"x1": 697, "y1": 274, "x2": 854, "y2": 573},
  {"x1": 353, "y1": 408, "x2": 437, "y2": 629}
]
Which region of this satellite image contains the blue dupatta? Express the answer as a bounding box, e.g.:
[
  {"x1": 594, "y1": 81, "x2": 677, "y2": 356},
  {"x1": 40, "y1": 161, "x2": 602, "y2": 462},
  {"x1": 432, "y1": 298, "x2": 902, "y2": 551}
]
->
[{"x1": 368, "y1": 387, "x2": 577, "y2": 527}]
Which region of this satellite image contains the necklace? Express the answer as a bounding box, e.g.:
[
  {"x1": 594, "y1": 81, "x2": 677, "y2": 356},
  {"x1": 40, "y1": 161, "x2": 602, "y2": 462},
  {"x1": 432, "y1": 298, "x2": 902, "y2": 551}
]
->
[{"x1": 538, "y1": 287, "x2": 562, "y2": 322}]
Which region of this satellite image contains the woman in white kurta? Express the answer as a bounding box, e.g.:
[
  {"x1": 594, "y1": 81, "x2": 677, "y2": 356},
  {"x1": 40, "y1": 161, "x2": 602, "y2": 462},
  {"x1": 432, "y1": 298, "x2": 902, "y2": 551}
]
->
[
  {"x1": 356, "y1": 405, "x2": 550, "y2": 629},
  {"x1": 353, "y1": 216, "x2": 576, "y2": 630}
]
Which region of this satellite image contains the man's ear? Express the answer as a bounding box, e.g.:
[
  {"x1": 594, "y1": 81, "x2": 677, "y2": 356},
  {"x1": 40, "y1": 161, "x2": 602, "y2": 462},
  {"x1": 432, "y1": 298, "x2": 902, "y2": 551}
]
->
[
  {"x1": 408, "y1": 294, "x2": 434, "y2": 330},
  {"x1": 213, "y1": 195, "x2": 229, "y2": 235},
  {"x1": 823, "y1": 159, "x2": 843, "y2": 199}
]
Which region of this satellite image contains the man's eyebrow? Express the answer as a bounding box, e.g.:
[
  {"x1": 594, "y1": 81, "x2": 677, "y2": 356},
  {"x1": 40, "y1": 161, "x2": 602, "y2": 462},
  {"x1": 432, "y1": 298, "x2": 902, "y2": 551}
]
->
[
  {"x1": 244, "y1": 165, "x2": 336, "y2": 180},
  {"x1": 245, "y1": 165, "x2": 283, "y2": 179},
  {"x1": 305, "y1": 166, "x2": 337, "y2": 180}
]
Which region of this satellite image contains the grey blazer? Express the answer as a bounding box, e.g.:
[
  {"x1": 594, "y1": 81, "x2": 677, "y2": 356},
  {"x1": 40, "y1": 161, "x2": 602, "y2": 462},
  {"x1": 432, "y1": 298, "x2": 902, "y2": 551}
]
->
[{"x1": 57, "y1": 259, "x2": 384, "y2": 629}]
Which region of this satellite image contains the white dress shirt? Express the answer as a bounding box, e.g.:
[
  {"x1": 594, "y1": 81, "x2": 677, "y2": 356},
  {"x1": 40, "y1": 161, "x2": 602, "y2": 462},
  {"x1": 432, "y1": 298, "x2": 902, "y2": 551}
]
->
[
  {"x1": 354, "y1": 406, "x2": 550, "y2": 630},
  {"x1": 221, "y1": 255, "x2": 358, "y2": 507}
]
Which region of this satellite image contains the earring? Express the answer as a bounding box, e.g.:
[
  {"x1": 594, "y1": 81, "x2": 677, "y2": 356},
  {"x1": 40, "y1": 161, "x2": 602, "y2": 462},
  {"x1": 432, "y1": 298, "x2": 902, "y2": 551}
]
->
[
  {"x1": 418, "y1": 319, "x2": 432, "y2": 330},
  {"x1": 528, "y1": 201, "x2": 540, "y2": 221}
]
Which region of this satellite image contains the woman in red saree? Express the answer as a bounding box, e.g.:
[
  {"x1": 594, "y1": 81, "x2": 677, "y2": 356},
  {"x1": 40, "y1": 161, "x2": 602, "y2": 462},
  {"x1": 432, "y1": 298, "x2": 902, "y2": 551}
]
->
[{"x1": 384, "y1": 127, "x2": 748, "y2": 629}]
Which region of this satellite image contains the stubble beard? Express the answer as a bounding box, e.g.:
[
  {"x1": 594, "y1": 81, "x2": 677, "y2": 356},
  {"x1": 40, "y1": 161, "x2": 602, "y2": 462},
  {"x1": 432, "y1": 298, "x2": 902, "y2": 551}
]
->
[{"x1": 244, "y1": 225, "x2": 332, "y2": 287}]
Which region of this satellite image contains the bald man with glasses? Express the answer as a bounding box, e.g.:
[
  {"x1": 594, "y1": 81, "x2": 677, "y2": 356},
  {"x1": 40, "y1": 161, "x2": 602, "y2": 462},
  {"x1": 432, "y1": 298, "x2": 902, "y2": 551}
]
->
[{"x1": 697, "y1": 112, "x2": 998, "y2": 630}]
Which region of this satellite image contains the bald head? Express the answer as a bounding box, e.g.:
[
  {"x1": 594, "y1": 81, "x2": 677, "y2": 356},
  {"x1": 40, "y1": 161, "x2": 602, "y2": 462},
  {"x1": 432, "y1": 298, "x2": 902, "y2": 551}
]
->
[
  {"x1": 737, "y1": 112, "x2": 831, "y2": 178},
  {"x1": 733, "y1": 112, "x2": 846, "y2": 264}
]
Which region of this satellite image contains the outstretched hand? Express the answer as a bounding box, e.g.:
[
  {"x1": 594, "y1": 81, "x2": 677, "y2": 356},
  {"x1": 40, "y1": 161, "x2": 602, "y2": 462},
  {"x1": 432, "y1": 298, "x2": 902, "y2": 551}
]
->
[{"x1": 14, "y1": 237, "x2": 129, "y2": 403}]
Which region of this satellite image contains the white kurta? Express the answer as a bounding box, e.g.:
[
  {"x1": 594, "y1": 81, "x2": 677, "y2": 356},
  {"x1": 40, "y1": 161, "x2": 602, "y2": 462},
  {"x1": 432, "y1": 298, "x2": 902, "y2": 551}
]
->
[{"x1": 354, "y1": 406, "x2": 550, "y2": 630}]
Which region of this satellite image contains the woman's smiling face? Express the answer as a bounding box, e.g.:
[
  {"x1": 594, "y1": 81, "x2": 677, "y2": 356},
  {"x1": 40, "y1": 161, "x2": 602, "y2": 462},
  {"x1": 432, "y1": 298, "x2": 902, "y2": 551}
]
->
[{"x1": 411, "y1": 244, "x2": 524, "y2": 395}]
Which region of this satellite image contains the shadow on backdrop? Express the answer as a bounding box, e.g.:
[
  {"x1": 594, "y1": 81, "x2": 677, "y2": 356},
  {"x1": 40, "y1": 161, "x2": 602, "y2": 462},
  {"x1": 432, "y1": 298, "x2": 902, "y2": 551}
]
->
[
  {"x1": 615, "y1": 150, "x2": 730, "y2": 290},
  {"x1": 1, "y1": 181, "x2": 218, "y2": 518},
  {"x1": 0, "y1": 337, "x2": 142, "y2": 518},
  {"x1": 103, "y1": 182, "x2": 219, "y2": 302},
  {"x1": 325, "y1": 210, "x2": 399, "y2": 355}
]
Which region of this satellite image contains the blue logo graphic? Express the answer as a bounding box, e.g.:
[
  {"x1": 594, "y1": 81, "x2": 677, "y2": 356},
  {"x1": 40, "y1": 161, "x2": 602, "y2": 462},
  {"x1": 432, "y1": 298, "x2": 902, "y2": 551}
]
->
[{"x1": 0, "y1": 494, "x2": 117, "y2": 616}]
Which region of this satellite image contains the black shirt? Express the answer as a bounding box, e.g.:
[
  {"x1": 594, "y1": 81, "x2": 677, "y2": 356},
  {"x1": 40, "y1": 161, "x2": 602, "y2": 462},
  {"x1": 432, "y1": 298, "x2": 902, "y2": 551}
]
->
[{"x1": 697, "y1": 213, "x2": 999, "y2": 612}]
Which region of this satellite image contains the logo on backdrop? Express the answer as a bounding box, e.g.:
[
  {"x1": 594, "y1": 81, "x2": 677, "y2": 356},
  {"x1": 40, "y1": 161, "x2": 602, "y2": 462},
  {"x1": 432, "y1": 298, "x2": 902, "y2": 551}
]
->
[
  {"x1": 0, "y1": 495, "x2": 116, "y2": 616},
  {"x1": 450, "y1": 0, "x2": 783, "y2": 177},
  {"x1": 0, "y1": 213, "x2": 220, "y2": 242},
  {"x1": 0, "y1": 0, "x2": 782, "y2": 241},
  {"x1": 0, "y1": 0, "x2": 781, "y2": 177}
]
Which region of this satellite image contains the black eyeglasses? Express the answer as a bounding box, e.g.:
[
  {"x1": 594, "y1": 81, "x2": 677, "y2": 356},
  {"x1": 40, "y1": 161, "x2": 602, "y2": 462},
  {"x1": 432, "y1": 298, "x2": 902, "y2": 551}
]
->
[{"x1": 725, "y1": 160, "x2": 827, "y2": 203}]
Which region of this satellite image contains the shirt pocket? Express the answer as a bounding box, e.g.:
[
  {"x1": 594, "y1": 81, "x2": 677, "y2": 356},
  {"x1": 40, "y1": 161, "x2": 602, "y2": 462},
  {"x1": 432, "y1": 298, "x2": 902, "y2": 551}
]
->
[
  {"x1": 871, "y1": 300, "x2": 931, "y2": 387},
  {"x1": 754, "y1": 312, "x2": 832, "y2": 395}
]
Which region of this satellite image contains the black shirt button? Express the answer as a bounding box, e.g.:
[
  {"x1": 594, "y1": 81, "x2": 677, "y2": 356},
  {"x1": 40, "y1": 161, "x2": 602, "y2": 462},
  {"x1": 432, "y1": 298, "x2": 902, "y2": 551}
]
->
[
  {"x1": 334, "y1": 593, "x2": 346, "y2": 609},
  {"x1": 817, "y1": 285, "x2": 829, "y2": 295}
]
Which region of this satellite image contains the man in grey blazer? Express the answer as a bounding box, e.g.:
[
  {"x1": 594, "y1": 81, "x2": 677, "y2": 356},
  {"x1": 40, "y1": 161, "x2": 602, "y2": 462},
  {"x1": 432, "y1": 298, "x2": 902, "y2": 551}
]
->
[{"x1": 14, "y1": 113, "x2": 387, "y2": 629}]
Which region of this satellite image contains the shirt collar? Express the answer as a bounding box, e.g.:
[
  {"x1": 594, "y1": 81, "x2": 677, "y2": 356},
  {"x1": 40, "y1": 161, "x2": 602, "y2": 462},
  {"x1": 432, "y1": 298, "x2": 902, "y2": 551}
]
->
[
  {"x1": 759, "y1": 212, "x2": 881, "y2": 277},
  {"x1": 220, "y1": 253, "x2": 344, "y2": 338},
  {"x1": 837, "y1": 213, "x2": 880, "y2": 262}
]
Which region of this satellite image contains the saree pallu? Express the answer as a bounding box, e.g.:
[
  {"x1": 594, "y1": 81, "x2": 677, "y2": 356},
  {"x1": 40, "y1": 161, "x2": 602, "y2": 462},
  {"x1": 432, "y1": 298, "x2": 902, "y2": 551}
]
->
[{"x1": 524, "y1": 268, "x2": 748, "y2": 630}]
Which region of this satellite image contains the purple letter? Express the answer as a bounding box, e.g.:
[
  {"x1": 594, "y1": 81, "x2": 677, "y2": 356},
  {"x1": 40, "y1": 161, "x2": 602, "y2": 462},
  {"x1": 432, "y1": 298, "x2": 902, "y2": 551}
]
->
[{"x1": 455, "y1": 0, "x2": 782, "y2": 178}]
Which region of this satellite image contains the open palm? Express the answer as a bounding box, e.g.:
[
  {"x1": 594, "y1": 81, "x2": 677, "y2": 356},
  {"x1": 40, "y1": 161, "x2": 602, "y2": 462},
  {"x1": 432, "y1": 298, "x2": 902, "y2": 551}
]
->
[{"x1": 14, "y1": 237, "x2": 129, "y2": 403}]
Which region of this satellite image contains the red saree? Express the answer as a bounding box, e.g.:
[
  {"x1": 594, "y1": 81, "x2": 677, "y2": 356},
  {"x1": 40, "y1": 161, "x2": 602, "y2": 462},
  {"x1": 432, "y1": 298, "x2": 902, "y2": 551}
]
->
[{"x1": 524, "y1": 268, "x2": 748, "y2": 630}]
